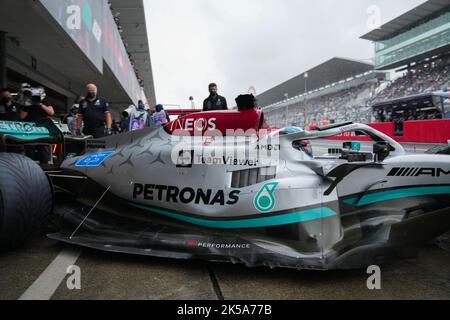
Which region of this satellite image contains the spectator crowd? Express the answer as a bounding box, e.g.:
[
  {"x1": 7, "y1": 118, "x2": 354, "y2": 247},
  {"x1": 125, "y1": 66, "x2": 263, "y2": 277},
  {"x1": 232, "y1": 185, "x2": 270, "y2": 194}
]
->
[
  {"x1": 108, "y1": 1, "x2": 145, "y2": 89},
  {"x1": 373, "y1": 57, "x2": 450, "y2": 103},
  {"x1": 266, "y1": 83, "x2": 374, "y2": 128},
  {"x1": 266, "y1": 54, "x2": 450, "y2": 129}
]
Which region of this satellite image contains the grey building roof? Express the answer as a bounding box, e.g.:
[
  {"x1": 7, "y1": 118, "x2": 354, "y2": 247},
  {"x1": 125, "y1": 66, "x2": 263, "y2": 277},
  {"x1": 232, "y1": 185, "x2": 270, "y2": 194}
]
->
[
  {"x1": 361, "y1": 0, "x2": 450, "y2": 42},
  {"x1": 256, "y1": 57, "x2": 374, "y2": 107}
]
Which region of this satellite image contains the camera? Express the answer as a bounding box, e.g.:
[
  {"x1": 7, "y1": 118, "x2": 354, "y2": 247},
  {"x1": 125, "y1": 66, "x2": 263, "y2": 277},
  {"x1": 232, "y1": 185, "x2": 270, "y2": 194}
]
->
[
  {"x1": 17, "y1": 83, "x2": 46, "y2": 107},
  {"x1": 122, "y1": 105, "x2": 136, "y2": 117}
]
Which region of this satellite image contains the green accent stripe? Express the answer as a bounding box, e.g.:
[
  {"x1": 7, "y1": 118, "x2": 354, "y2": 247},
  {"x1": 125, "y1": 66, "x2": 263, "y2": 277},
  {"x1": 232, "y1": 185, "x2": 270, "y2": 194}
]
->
[
  {"x1": 128, "y1": 202, "x2": 337, "y2": 229},
  {"x1": 6, "y1": 135, "x2": 52, "y2": 140},
  {"x1": 0, "y1": 121, "x2": 50, "y2": 137},
  {"x1": 344, "y1": 186, "x2": 450, "y2": 207}
]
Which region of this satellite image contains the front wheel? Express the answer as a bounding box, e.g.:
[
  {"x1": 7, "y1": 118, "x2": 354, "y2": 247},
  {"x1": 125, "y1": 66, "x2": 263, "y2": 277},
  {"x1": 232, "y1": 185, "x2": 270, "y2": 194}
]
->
[{"x1": 0, "y1": 153, "x2": 53, "y2": 251}]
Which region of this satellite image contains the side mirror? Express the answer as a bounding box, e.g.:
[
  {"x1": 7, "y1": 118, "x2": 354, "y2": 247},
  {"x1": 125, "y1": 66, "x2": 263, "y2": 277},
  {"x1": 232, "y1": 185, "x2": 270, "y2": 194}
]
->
[{"x1": 373, "y1": 142, "x2": 390, "y2": 162}]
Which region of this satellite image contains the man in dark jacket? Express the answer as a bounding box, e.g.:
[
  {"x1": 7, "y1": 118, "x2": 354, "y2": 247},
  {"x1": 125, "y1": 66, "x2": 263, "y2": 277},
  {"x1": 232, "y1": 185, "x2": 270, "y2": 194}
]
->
[
  {"x1": 77, "y1": 83, "x2": 112, "y2": 138},
  {"x1": 203, "y1": 83, "x2": 228, "y2": 111}
]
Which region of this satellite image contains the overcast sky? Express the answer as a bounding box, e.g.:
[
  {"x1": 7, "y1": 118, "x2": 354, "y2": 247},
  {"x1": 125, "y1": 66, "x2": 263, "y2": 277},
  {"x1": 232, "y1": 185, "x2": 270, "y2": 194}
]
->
[{"x1": 145, "y1": 0, "x2": 425, "y2": 108}]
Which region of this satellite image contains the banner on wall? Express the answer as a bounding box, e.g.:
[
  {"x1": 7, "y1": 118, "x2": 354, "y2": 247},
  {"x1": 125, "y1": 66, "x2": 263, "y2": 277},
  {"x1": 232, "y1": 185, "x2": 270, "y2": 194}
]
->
[
  {"x1": 39, "y1": 0, "x2": 145, "y2": 105},
  {"x1": 101, "y1": 0, "x2": 142, "y2": 105},
  {"x1": 39, "y1": 0, "x2": 104, "y2": 73}
]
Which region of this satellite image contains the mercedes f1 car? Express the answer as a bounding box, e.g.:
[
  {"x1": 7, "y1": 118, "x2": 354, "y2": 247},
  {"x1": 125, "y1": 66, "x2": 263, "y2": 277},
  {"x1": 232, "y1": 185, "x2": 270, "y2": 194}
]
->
[{"x1": 1, "y1": 99, "x2": 450, "y2": 270}]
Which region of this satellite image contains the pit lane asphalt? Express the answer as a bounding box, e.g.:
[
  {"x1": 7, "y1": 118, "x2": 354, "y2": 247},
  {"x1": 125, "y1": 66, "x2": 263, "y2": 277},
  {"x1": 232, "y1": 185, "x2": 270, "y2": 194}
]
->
[
  {"x1": 1, "y1": 234, "x2": 450, "y2": 300},
  {"x1": 1, "y1": 142, "x2": 449, "y2": 300}
]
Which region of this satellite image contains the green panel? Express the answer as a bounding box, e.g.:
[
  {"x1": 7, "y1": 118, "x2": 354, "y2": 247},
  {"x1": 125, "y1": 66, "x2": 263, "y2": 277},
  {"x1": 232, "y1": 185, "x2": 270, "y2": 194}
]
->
[
  {"x1": 129, "y1": 202, "x2": 337, "y2": 229},
  {"x1": 0, "y1": 121, "x2": 50, "y2": 137},
  {"x1": 344, "y1": 186, "x2": 450, "y2": 207}
]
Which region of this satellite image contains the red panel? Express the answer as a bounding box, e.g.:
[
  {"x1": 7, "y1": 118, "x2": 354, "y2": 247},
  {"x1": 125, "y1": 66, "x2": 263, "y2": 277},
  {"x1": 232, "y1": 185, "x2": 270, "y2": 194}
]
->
[
  {"x1": 325, "y1": 119, "x2": 450, "y2": 143},
  {"x1": 166, "y1": 109, "x2": 202, "y2": 117},
  {"x1": 166, "y1": 109, "x2": 265, "y2": 136}
]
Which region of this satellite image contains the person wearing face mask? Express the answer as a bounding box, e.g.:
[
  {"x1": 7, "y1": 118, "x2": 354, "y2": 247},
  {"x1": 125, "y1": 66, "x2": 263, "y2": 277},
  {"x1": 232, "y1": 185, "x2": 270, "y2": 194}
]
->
[
  {"x1": 203, "y1": 83, "x2": 228, "y2": 112},
  {"x1": 77, "y1": 83, "x2": 112, "y2": 138},
  {"x1": 0, "y1": 88, "x2": 20, "y2": 121}
]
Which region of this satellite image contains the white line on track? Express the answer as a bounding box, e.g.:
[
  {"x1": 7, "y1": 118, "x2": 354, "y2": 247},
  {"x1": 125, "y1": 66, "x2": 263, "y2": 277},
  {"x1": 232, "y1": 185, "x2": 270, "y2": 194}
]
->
[{"x1": 18, "y1": 247, "x2": 82, "y2": 300}]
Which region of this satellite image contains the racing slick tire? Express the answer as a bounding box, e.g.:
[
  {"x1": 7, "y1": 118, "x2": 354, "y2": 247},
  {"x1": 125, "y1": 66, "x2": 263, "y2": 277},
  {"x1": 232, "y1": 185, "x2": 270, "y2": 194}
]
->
[
  {"x1": 425, "y1": 144, "x2": 450, "y2": 155},
  {"x1": 0, "y1": 153, "x2": 53, "y2": 251}
]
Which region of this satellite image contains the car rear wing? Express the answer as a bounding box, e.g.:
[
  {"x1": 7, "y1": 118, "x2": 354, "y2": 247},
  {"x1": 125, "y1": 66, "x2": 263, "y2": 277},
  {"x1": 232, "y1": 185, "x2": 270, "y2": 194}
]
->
[{"x1": 0, "y1": 119, "x2": 63, "y2": 145}]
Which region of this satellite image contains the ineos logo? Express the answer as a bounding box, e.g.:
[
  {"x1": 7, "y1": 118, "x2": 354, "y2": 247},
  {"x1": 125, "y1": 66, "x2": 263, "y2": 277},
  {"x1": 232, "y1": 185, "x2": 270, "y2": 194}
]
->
[{"x1": 170, "y1": 118, "x2": 217, "y2": 131}]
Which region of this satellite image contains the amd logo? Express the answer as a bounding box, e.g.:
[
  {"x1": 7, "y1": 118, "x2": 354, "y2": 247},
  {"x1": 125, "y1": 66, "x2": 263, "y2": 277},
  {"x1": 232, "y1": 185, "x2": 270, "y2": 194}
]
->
[{"x1": 388, "y1": 167, "x2": 450, "y2": 177}]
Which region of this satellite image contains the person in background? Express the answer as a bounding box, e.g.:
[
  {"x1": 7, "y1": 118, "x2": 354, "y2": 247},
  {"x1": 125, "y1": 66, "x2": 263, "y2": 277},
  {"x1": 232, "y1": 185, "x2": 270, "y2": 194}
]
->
[
  {"x1": 111, "y1": 120, "x2": 116, "y2": 134},
  {"x1": 152, "y1": 104, "x2": 169, "y2": 125},
  {"x1": 128, "y1": 100, "x2": 151, "y2": 132},
  {"x1": 407, "y1": 109, "x2": 417, "y2": 121},
  {"x1": 0, "y1": 88, "x2": 21, "y2": 153},
  {"x1": 77, "y1": 84, "x2": 112, "y2": 138},
  {"x1": 137, "y1": 100, "x2": 146, "y2": 111},
  {"x1": 203, "y1": 83, "x2": 228, "y2": 111},
  {"x1": 377, "y1": 110, "x2": 386, "y2": 123},
  {"x1": 66, "y1": 105, "x2": 79, "y2": 136},
  {"x1": 309, "y1": 119, "x2": 319, "y2": 131},
  {"x1": 19, "y1": 87, "x2": 55, "y2": 164},
  {"x1": 20, "y1": 87, "x2": 55, "y2": 122},
  {"x1": 0, "y1": 88, "x2": 20, "y2": 121},
  {"x1": 120, "y1": 114, "x2": 129, "y2": 133},
  {"x1": 111, "y1": 120, "x2": 121, "y2": 135}
]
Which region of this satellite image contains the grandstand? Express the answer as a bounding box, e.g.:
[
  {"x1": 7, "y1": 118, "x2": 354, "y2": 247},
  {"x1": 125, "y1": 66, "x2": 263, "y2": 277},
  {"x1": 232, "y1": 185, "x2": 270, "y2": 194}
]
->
[
  {"x1": 362, "y1": 0, "x2": 450, "y2": 107},
  {"x1": 371, "y1": 56, "x2": 450, "y2": 104},
  {"x1": 258, "y1": 58, "x2": 387, "y2": 128},
  {"x1": 261, "y1": 0, "x2": 450, "y2": 129}
]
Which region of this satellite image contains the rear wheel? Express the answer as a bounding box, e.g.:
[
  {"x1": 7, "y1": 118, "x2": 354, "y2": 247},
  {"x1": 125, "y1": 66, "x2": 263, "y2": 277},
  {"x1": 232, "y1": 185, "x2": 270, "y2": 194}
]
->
[{"x1": 0, "y1": 153, "x2": 53, "y2": 251}]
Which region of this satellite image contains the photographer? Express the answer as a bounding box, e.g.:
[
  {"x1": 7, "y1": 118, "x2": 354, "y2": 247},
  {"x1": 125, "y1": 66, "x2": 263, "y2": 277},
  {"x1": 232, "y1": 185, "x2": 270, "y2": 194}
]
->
[
  {"x1": 19, "y1": 85, "x2": 55, "y2": 164},
  {"x1": 19, "y1": 85, "x2": 55, "y2": 122},
  {"x1": 0, "y1": 88, "x2": 20, "y2": 121}
]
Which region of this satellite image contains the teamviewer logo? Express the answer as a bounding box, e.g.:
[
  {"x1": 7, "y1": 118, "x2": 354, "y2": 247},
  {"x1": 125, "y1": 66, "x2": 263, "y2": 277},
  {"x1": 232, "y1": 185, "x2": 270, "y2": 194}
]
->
[{"x1": 176, "y1": 150, "x2": 193, "y2": 168}]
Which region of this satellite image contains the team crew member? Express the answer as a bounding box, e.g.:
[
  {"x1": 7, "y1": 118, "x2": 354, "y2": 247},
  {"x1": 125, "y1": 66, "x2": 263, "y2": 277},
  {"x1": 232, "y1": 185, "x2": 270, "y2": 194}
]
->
[
  {"x1": 0, "y1": 88, "x2": 20, "y2": 121},
  {"x1": 203, "y1": 83, "x2": 228, "y2": 111},
  {"x1": 77, "y1": 84, "x2": 112, "y2": 138}
]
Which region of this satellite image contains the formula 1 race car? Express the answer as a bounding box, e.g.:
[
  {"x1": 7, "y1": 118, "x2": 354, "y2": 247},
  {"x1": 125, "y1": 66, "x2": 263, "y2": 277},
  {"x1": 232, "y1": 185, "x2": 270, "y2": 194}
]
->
[{"x1": 1, "y1": 103, "x2": 450, "y2": 270}]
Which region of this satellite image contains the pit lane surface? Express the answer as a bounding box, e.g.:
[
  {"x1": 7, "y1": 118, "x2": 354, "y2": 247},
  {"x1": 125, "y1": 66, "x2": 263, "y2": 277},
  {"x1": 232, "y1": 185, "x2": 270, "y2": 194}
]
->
[{"x1": 1, "y1": 141, "x2": 449, "y2": 300}]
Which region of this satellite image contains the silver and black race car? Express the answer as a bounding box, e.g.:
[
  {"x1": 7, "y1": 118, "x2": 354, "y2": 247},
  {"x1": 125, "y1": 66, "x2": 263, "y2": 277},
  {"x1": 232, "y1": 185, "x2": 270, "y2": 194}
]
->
[{"x1": 1, "y1": 103, "x2": 450, "y2": 270}]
